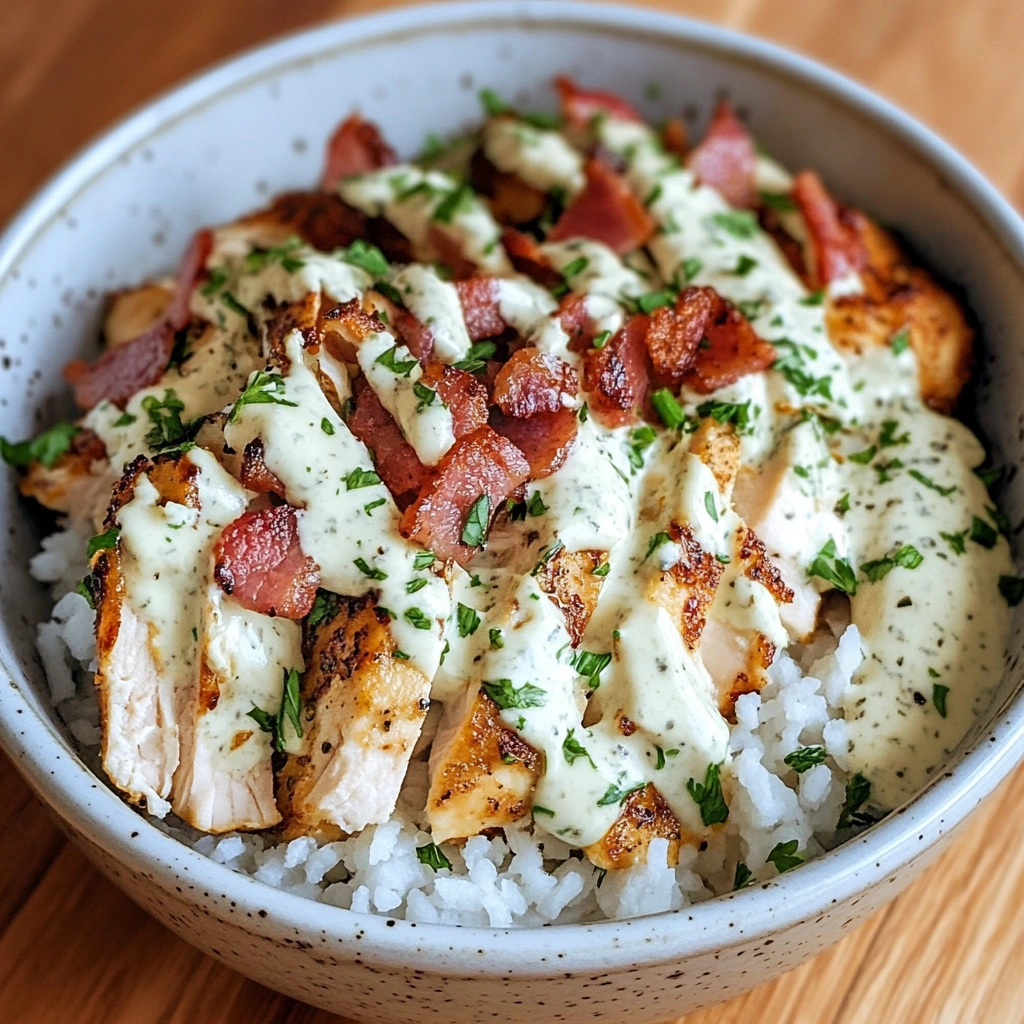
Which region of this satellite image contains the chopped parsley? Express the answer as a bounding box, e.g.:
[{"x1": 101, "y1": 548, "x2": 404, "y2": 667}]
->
[
  {"x1": 247, "y1": 667, "x2": 303, "y2": 752},
  {"x1": 562, "y1": 728, "x2": 595, "y2": 768},
  {"x1": 593, "y1": 329, "x2": 612, "y2": 349},
  {"x1": 87, "y1": 526, "x2": 120, "y2": 558},
  {"x1": 597, "y1": 782, "x2": 645, "y2": 807},
  {"x1": 489, "y1": 627, "x2": 504, "y2": 650},
  {"x1": 847, "y1": 445, "x2": 877, "y2": 465},
  {"x1": 456, "y1": 602, "x2": 481, "y2": 638},
  {"x1": 731, "y1": 254, "x2": 758, "y2": 276},
  {"x1": 969, "y1": 515, "x2": 998, "y2": 550},
  {"x1": 650, "y1": 388, "x2": 686, "y2": 430},
  {"x1": 834, "y1": 493, "x2": 851, "y2": 516},
  {"x1": 890, "y1": 327, "x2": 911, "y2": 355},
  {"x1": 907, "y1": 468, "x2": 956, "y2": 496},
  {"x1": 837, "y1": 772, "x2": 876, "y2": 829},
  {"x1": 932, "y1": 683, "x2": 950, "y2": 719},
  {"x1": 654, "y1": 746, "x2": 666, "y2": 770},
  {"x1": 766, "y1": 840, "x2": 804, "y2": 874},
  {"x1": 337, "y1": 239, "x2": 390, "y2": 278},
  {"x1": 320, "y1": 417, "x2": 335, "y2": 436},
  {"x1": 481, "y1": 678, "x2": 547, "y2": 710},
  {"x1": 628, "y1": 424, "x2": 657, "y2": 469},
  {"x1": 878, "y1": 420, "x2": 910, "y2": 447},
  {"x1": 680, "y1": 256, "x2": 703, "y2": 282},
  {"x1": 344, "y1": 467, "x2": 381, "y2": 490},
  {"x1": 696, "y1": 398, "x2": 752, "y2": 432},
  {"x1": 479, "y1": 87, "x2": 510, "y2": 116},
  {"x1": 572, "y1": 650, "x2": 611, "y2": 689},
  {"x1": 353, "y1": 557, "x2": 387, "y2": 581},
  {"x1": 364, "y1": 498, "x2": 386, "y2": 514},
  {"x1": 759, "y1": 190, "x2": 797, "y2": 211},
  {"x1": 412, "y1": 381, "x2": 439, "y2": 412},
  {"x1": 416, "y1": 842, "x2": 452, "y2": 872},
  {"x1": 461, "y1": 494, "x2": 490, "y2": 548},
  {"x1": 244, "y1": 235, "x2": 305, "y2": 274},
  {"x1": 562, "y1": 256, "x2": 589, "y2": 279},
  {"x1": 0, "y1": 421, "x2": 79, "y2": 469},
  {"x1": 307, "y1": 590, "x2": 339, "y2": 630},
  {"x1": 404, "y1": 607, "x2": 432, "y2": 630},
  {"x1": 375, "y1": 345, "x2": 418, "y2": 377},
  {"x1": 733, "y1": 863, "x2": 754, "y2": 890},
  {"x1": 999, "y1": 575, "x2": 1024, "y2": 607},
  {"x1": 799, "y1": 289, "x2": 826, "y2": 306},
  {"x1": 592, "y1": 560, "x2": 611, "y2": 578},
  {"x1": 453, "y1": 340, "x2": 497, "y2": 375},
  {"x1": 807, "y1": 538, "x2": 858, "y2": 595},
  {"x1": 940, "y1": 530, "x2": 967, "y2": 556},
  {"x1": 686, "y1": 762, "x2": 729, "y2": 826},
  {"x1": 228, "y1": 369, "x2": 297, "y2": 424},
  {"x1": 413, "y1": 551, "x2": 436, "y2": 570},
  {"x1": 710, "y1": 210, "x2": 759, "y2": 239},
  {"x1": 860, "y1": 544, "x2": 923, "y2": 583},
  {"x1": 704, "y1": 491, "x2": 719, "y2": 523},
  {"x1": 643, "y1": 531, "x2": 673, "y2": 562},
  {"x1": 975, "y1": 465, "x2": 1003, "y2": 490},
  {"x1": 532, "y1": 805, "x2": 555, "y2": 818},
  {"x1": 406, "y1": 578, "x2": 428, "y2": 594},
  {"x1": 141, "y1": 389, "x2": 201, "y2": 451},
  {"x1": 74, "y1": 575, "x2": 97, "y2": 609},
  {"x1": 783, "y1": 746, "x2": 828, "y2": 773}
]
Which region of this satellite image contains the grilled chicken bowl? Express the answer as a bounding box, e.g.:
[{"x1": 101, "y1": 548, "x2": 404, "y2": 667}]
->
[{"x1": 10, "y1": 72, "x2": 1020, "y2": 928}]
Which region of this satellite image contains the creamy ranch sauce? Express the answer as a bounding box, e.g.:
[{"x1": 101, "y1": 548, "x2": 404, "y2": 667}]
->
[{"x1": 100, "y1": 104, "x2": 1012, "y2": 844}]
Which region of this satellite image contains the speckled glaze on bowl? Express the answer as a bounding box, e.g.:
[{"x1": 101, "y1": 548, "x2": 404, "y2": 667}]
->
[{"x1": 2, "y1": 3, "x2": 1024, "y2": 1020}]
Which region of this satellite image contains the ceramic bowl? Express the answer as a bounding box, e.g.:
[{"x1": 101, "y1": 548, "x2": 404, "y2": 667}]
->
[{"x1": 2, "y1": 3, "x2": 1023, "y2": 1021}]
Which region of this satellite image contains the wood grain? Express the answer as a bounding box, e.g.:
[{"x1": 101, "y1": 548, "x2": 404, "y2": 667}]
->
[{"x1": 0, "y1": 0, "x2": 1022, "y2": 1021}]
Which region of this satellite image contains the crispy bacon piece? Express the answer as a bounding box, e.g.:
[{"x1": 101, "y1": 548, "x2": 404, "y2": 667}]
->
[
  {"x1": 643, "y1": 286, "x2": 776, "y2": 394},
  {"x1": 266, "y1": 191, "x2": 368, "y2": 252},
  {"x1": 493, "y1": 348, "x2": 578, "y2": 418},
  {"x1": 455, "y1": 277, "x2": 507, "y2": 341},
  {"x1": 65, "y1": 229, "x2": 213, "y2": 410},
  {"x1": 662, "y1": 117, "x2": 688, "y2": 158},
  {"x1": 322, "y1": 114, "x2": 397, "y2": 190},
  {"x1": 392, "y1": 310, "x2": 435, "y2": 362},
  {"x1": 420, "y1": 361, "x2": 489, "y2": 436},
  {"x1": 470, "y1": 148, "x2": 548, "y2": 225},
  {"x1": 554, "y1": 75, "x2": 642, "y2": 129},
  {"x1": 490, "y1": 407, "x2": 578, "y2": 479},
  {"x1": 558, "y1": 294, "x2": 598, "y2": 351},
  {"x1": 348, "y1": 375, "x2": 431, "y2": 509},
  {"x1": 686, "y1": 100, "x2": 757, "y2": 209},
  {"x1": 400, "y1": 427, "x2": 530, "y2": 565},
  {"x1": 582, "y1": 314, "x2": 650, "y2": 425},
  {"x1": 239, "y1": 438, "x2": 285, "y2": 496},
  {"x1": 501, "y1": 228, "x2": 561, "y2": 289},
  {"x1": 213, "y1": 505, "x2": 320, "y2": 619},
  {"x1": 548, "y1": 157, "x2": 655, "y2": 256},
  {"x1": 792, "y1": 170, "x2": 867, "y2": 287}
]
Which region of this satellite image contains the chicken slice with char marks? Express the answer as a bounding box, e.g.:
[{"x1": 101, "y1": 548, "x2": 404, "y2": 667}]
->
[{"x1": 277, "y1": 592, "x2": 432, "y2": 837}]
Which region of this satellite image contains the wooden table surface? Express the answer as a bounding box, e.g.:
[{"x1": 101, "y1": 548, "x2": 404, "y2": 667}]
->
[{"x1": 2, "y1": 0, "x2": 1023, "y2": 1021}]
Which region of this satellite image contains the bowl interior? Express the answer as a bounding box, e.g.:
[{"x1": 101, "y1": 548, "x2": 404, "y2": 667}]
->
[{"x1": 1, "y1": 0, "x2": 1023, "y2": 948}]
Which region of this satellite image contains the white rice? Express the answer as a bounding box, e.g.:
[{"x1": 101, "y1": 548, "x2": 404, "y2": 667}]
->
[{"x1": 33, "y1": 520, "x2": 867, "y2": 925}]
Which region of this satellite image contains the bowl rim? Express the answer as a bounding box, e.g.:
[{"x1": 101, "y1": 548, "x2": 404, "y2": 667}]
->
[{"x1": 1, "y1": 0, "x2": 1023, "y2": 975}]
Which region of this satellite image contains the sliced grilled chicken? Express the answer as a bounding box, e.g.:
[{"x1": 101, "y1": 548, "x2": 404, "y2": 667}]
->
[
  {"x1": 18, "y1": 428, "x2": 113, "y2": 529},
  {"x1": 277, "y1": 592, "x2": 432, "y2": 837},
  {"x1": 93, "y1": 450, "x2": 249, "y2": 816},
  {"x1": 427, "y1": 687, "x2": 542, "y2": 843},
  {"x1": 534, "y1": 547, "x2": 607, "y2": 646},
  {"x1": 103, "y1": 282, "x2": 174, "y2": 347},
  {"x1": 583, "y1": 783, "x2": 685, "y2": 870},
  {"x1": 172, "y1": 585, "x2": 302, "y2": 832},
  {"x1": 826, "y1": 217, "x2": 973, "y2": 414}
]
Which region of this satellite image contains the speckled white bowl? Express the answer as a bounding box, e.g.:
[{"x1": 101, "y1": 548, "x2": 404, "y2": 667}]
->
[{"x1": 2, "y1": 3, "x2": 1024, "y2": 1020}]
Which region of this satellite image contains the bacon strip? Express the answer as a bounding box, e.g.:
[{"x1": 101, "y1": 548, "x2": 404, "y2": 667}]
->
[
  {"x1": 554, "y1": 76, "x2": 642, "y2": 129},
  {"x1": 239, "y1": 438, "x2": 286, "y2": 496},
  {"x1": 642, "y1": 287, "x2": 776, "y2": 394},
  {"x1": 455, "y1": 278, "x2": 507, "y2": 341},
  {"x1": 490, "y1": 407, "x2": 577, "y2": 480},
  {"x1": 501, "y1": 228, "x2": 562, "y2": 289},
  {"x1": 65, "y1": 229, "x2": 213, "y2": 409},
  {"x1": 322, "y1": 114, "x2": 397, "y2": 190},
  {"x1": 348, "y1": 375, "x2": 431, "y2": 510},
  {"x1": 548, "y1": 157, "x2": 655, "y2": 256},
  {"x1": 420, "y1": 361, "x2": 489, "y2": 437},
  {"x1": 213, "y1": 505, "x2": 320, "y2": 619},
  {"x1": 582, "y1": 314, "x2": 651, "y2": 426},
  {"x1": 792, "y1": 170, "x2": 867, "y2": 287},
  {"x1": 686, "y1": 100, "x2": 757, "y2": 209},
  {"x1": 493, "y1": 348, "x2": 578, "y2": 418},
  {"x1": 400, "y1": 427, "x2": 530, "y2": 565}
]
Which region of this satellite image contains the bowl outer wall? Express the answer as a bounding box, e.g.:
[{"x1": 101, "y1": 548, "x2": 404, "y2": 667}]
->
[{"x1": 0, "y1": 0, "x2": 1023, "y2": 983}]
